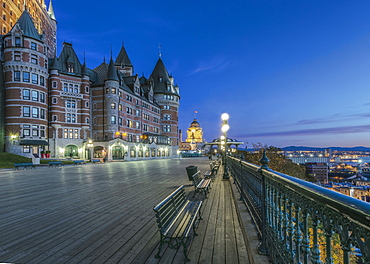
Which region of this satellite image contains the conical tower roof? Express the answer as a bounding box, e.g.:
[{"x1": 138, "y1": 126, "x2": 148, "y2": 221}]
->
[
  {"x1": 106, "y1": 57, "x2": 119, "y2": 81},
  {"x1": 150, "y1": 58, "x2": 178, "y2": 95},
  {"x1": 50, "y1": 56, "x2": 60, "y2": 71},
  {"x1": 47, "y1": 0, "x2": 56, "y2": 20},
  {"x1": 12, "y1": 10, "x2": 42, "y2": 41},
  {"x1": 115, "y1": 44, "x2": 132, "y2": 66}
]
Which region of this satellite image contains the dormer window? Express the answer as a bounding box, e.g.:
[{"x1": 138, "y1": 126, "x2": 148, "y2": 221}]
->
[
  {"x1": 67, "y1": 63, "x2": 75, "y2": 73},
  {"x1": 159, "y1": 76, "x2": 163, "y2": 82},
  {"x1": 167, "y1": 86, "x2": 171, "y2": 91}
]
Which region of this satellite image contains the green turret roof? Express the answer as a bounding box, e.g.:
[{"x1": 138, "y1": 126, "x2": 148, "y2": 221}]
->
[{"x1": 13, "y1": 10, "x2": 42, "y2": 41}]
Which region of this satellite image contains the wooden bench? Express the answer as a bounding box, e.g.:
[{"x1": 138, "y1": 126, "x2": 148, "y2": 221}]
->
[
  {"x1": 153, "y1": 185, "x2": 203, "y2": 262},
  {"x1": 73, "y1": 160, "x2": 86, "y2": 165},
  {"x1": 192, "y1": 171, "x2": 211, "y2": 198},
  {"x1": 14, "y1": 162, "x2": 35, "y2": 170},
  {"x1": 204, "y1": 161, "x2": 220, "y2": 181},
  {"x1": 91, "y1": 159, "x2": 101, "y2": 163},
  {"x1": 48, "y1": 161, "x2": 63, "y2": 168}
]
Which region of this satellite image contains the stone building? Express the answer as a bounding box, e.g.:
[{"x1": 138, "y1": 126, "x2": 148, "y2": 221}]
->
[{"x1": 0, "y1": 2, "x2": 180, "y2": 161}]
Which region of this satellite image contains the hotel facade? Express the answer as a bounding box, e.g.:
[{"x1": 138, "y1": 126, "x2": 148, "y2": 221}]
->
[{"x1": 0, "y1": 1, "x2": 180, "y2": 161}]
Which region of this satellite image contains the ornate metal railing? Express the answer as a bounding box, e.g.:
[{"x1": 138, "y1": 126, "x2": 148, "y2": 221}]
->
[{"x1": 227, "y1": 154, "x2": 370, "y2": 264}]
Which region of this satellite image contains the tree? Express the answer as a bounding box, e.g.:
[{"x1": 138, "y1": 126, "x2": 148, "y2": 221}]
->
[{"x1": 240, "y1": 143, "x2": 309, "y2": 181}]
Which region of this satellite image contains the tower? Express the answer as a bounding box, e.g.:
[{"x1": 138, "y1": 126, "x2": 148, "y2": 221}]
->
[{"x1": 150, "y1": 57, "x2": 180, "y2": 146}]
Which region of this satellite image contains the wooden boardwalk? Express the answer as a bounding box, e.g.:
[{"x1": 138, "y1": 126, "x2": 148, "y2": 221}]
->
[{"x1": 0, "y1": 158, "x2": 252, "y2": 263}]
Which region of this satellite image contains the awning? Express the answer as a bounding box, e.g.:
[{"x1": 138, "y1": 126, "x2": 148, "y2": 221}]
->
[{"x1": 19, "y1": 139, "x2": 49, "y2": 146}]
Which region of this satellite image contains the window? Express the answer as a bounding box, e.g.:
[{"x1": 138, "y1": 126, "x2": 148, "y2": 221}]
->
[
  {"x1": 85, "y1": 101, "x2": 89, "y2": 107},
  {"x1": 31, "y1": 73, "x2": 38, "y2": 84},
  {"x1": 111, "y1": 88, "x2": 116, "y2": 94},
  {"x1": 40, "y1": 76, "x2": 45, "y2": 86},
  {"x1": 40, "y1": 126, "x2": 45, "y2": 137},
  {"x1": 106, "y1": 88, "x2": 109, "y2": 94},
  {"x1": 118, "y1": 104, "x2": 122, "y2": 111},
  {"x1": 143, "y1": 124, "x2": 148, "y2": 131},
  {"x1": 119, "y1": 117, "x2": 122, "y2": 125},
  {"x1": 69, "y1": 129, "x2": 73, "y2": 138},
  {"x1": 85, "y1": 86, "x2": 89, "y2": 93},
  {"x1": 64, "y1": 129, "x2": 68, "y2": 138},
  {"x1": 23, "y1": 106, "x2": 30, "y2": 117},
  {"x1": 40, "y1": 109, "x2": 45, "y2": 119},
  {"x1": 14, "y1": 71, "x2": 20, "y2": 81},
  {"x1": 74, "y1": 85, "x2": 78, "y2": 93},
  {"x1": 69, "y1": 84, "x2": 73, "y2": 93},
  {"x1": 32, "y1": 91, "x2": 38, "y2": 101},
  {"x1": 164, "y1": 105, "x2": 170, "y2": 110},
  {"x1": 111, "y1": 115, "x2": 116, "y2": 124},
  {"x1": 136, "y1": 121, "x2": 140, "y2": 129},
  {"x1": 164, "y1": 114, "x2": 171, "y2": 120},
  {"x1": 31, "y1": 42, "x2": 37, "y2": 50},
  {"x1": 32, "y1": 107, "x2": 39, "y2": 118},
  {"x1": 66, "y1": 99, "x2": 76, "y2": 108},
  {"x1": 63, "y1": 83, "x2": 68, "y2": 92},
  {"x1": 14, "y1": 51, "x2": 21, "y2": 61},
  {"x1": 31, "y1": 54, "x2": 38, "y2": 64},
  {"x1": 86, "y1": 118, "x2": 89, "y2": 124},
  {"x1": 52, "y1": 115, "x2": 57, "y2": 121},
  {"x1": 23, "y1": 146, "x2": 31, "y2": 153},
  {"x1": 163, "y1": 125, "x2": 171, "y2": 132},
  {"x1": 52, "y1": 81, "x2": 57, "y2": 88},
  {"x1": 159, "y1": 76, "x2": 163, "y2": 82},
  {"x1": 40, "y1": 93, "x2": 45, "y2": 103},
  {"x1": 66, "y1": 113, "x2": 71, "y2": 123},
  {"x1": 23, "y1": 89, "x2": 30, "y2": 100},
  {"x1": 32, "y1": 125, "x2": 39, "y2": 136},
  {"x1": 23, "y1": 72, "x2": 30, "y2": 82},
  {"x1": 23, "y1": 128, "x2": 30, "y2": 137},
  {"x1": 15, "y1": 37, "x2": 20, "y2": 47},
  {"x1": 72, "y1": 114, "x2": 76, "y2": 123},
  {"x1": 111, "y1": 103, "x2": 116, "y2": 109},
  {"x1": 74, "y1": 129, "x2": 78, "y2": 139},
  {"x1": 52, "y1": 98, "x2": 57, "y2": 104}
]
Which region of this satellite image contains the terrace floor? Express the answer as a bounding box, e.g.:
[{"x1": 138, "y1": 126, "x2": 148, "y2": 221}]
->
[{"x1": 0, "y1": 157, "x2": 265, "y2": 263}]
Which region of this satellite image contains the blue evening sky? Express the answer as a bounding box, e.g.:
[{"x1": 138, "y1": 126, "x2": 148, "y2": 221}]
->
[{"x1": 53, "y1": 0, "x2": 370, "y2": 148}]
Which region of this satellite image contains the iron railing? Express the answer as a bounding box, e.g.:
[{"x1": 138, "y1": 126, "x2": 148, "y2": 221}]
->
[{"x1": 227, "y1": 154, "x2": 370, "y2": 264}]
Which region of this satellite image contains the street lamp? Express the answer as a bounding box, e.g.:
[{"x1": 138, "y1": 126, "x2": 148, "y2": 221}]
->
[
  {"x1": 221, "y1": 113, "x2": 230, "y2": 179},
  {"x1": 87, "y1": 139, "x2": 94, "y2": 161}
]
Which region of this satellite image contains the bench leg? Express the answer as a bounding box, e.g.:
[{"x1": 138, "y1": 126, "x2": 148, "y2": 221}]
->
[
  {"x1": 182, "y1": 238, "x2": 190, "y2": 262},
  {"x1": 155, "y1": 235, "x2": 165, "y2": 259}
]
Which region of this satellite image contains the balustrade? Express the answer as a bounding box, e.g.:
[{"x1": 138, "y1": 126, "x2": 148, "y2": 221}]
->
[{"x1": 227, "y1": 155, "x2": 370, "y2": 264}]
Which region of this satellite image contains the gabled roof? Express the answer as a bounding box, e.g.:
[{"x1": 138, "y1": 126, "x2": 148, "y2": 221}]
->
[
  {"x1": 58, "y1": 42, "x2": 82, "y2": 76},
  {"x1": 115, "y1": 44, "x2": 132, "y2": 66},
  {"x1": 11, "y1": 10, "x2": 42, "y2": 41}
]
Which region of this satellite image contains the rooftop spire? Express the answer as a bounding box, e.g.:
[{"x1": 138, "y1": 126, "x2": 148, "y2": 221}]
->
[
  {"x1": 48, "y1": 0, "x2": 56, "y2": 20},
  {"x1": 158, "y1": 44, "x2": 162, "y2": 58}
]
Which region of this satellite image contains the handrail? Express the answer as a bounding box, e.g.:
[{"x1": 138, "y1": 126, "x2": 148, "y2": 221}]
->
[{"x1": 227, "y1": 155, "x2": 370, "y2": 264}]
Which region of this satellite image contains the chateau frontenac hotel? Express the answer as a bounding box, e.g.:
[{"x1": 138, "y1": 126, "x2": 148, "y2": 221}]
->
[{"x1": 0, "y1": 0, "x2": 180, "y2": 161}]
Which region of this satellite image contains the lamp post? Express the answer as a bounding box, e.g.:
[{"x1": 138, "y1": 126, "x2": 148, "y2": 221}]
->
[
  {"x1": 87, "y1": 139, "x2": 94, "y2": 161},
  {"x1": 221, "y1": 113, "x2": 230, "y2": 179}
]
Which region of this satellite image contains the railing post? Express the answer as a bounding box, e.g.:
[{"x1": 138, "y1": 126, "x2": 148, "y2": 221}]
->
[{"x1": 258, "y1": 150, "x2": 269, "y2": 255}]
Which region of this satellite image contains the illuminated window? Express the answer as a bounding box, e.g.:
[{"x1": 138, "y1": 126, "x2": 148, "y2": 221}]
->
[{"x1": 67, "y1": 63, "x2": 74, "y2": 73}]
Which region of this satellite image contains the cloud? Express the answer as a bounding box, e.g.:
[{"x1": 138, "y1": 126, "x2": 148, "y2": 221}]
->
[
  {"x1": 295, "y1": 112, "x2": 370, "y2": 126},
  {"x1": 188, "y1": 57, "x2": 230, "y2": 75},
  {"x1": 244, "y1": 124, "x2": 370, "y2": 138}
]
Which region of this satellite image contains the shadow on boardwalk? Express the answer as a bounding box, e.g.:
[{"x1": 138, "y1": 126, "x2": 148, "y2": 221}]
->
[{"x1": 0, "y1": 157, "x2": 256, "y2": 263}]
